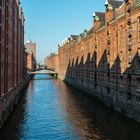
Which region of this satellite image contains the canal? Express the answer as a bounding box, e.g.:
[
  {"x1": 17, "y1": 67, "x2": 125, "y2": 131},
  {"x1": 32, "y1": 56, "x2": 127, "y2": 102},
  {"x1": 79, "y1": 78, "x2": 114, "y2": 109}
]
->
[{"x1": 0, "y1": 74, "x2": 140, "y2": 140}]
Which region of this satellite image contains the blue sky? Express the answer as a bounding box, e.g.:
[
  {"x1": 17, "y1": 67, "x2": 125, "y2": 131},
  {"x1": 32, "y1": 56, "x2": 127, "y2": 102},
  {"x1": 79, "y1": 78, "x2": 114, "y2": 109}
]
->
[{"x1": 20, "y1": 0, "x2": 105, "y2": 64}]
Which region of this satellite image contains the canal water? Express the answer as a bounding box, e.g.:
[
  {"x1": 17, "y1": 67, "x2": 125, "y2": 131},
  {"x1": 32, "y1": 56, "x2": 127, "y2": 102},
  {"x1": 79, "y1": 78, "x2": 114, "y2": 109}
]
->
[{"x1": 0, "y1": 74, "x2": 140, "y2": 140}]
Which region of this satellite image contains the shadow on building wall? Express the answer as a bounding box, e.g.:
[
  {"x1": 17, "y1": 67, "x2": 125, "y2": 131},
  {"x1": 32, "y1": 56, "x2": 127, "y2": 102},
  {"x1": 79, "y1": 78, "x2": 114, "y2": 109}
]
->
[{"x1": 64, "y1": 49, "x2": 140, "y2": 121}]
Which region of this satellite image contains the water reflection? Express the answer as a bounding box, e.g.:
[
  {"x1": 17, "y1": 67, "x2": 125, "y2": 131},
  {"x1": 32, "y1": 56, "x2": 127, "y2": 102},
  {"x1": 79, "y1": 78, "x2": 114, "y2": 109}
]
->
[
  {"x1": 0, "y1": 89, "x2": 27, "y2": 140},
  {"x1": 53, "y1": 80, "x2": 140, "y2": 140},
  {"x1": 0, "y1": 74, "x2": 140, "y2": 140}
]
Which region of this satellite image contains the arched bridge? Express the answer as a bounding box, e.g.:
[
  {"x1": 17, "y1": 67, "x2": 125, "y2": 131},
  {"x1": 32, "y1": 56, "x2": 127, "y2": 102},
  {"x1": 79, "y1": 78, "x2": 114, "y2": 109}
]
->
[{"x1": 29, "y1": 70, "x2": 58, "y2": 78}]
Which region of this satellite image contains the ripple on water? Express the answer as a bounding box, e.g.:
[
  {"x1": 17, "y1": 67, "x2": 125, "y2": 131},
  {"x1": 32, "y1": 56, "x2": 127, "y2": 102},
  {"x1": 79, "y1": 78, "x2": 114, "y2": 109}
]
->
[{"x1": 0, "y1": 75, "x2": 140, "y2": 140}]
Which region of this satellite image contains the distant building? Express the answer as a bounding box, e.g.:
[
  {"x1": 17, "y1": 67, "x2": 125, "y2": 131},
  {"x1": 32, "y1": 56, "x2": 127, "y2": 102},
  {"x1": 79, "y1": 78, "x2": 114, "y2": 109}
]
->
[
  {"x1": 25, "y1": 40, "x2": 37, "y2": 72},
  {"x1": 26, "y1": 40, "x2": 36, "y2": 61},
  {"x1": 25, "y1": 47, "x2": 36, "y2": 72},
  {"x1": 44, "y1": 53, "x2": 59, "y2": 72}
]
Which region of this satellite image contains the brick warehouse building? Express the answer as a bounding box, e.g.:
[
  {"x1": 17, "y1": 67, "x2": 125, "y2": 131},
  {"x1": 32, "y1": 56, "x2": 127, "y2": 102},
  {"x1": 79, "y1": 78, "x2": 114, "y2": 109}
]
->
[
  {"x1": 0, "y1": 0, "x2": 27, "y2": 127},
  {"x1": 25, "y1": 48, "x2": 36, "y2": 72},
  {"x1": 25, "y1": 40, "x2": 37, "y2": 72},
  {"x1": 45, "y1": 0, "x2": 140, "y2": 122},
  {"x1": 44, "y1": 53, "x2": 59, "y2": 72},
  {"x1": 26, "y1": 40, "x2": 37, "y2": 64}
]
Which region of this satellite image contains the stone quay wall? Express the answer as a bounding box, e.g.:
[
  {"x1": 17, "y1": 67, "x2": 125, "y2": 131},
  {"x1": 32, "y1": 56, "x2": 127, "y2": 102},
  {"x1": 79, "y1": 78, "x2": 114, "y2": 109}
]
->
[{"x1": 0, "y1": 79, "x2": 29, "y2": 128}]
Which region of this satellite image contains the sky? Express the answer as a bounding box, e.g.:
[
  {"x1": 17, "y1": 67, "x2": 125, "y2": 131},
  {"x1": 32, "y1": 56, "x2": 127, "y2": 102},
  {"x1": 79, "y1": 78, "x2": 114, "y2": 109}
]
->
[{"x1": 20, "y1": 0, "x2": 105, "y2": 64}]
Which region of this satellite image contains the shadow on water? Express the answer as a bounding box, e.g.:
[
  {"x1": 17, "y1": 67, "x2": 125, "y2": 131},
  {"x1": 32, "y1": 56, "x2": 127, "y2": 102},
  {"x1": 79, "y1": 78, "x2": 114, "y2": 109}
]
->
[
  {"x1": 53, "y1": 80, "x2": 140, "y2": 140},
  {"x1": 32, "y1": 74, "x2": 55, "y2": 80},
  {"x1": 0, "y1": 75, "x2": 140, "y2": 140},
  {"x1": 32, "y1": 78, "x2": 56, "y2": 80},
  {"x1": 0, "y1": 89, "x2": 28, "y2": 140}
]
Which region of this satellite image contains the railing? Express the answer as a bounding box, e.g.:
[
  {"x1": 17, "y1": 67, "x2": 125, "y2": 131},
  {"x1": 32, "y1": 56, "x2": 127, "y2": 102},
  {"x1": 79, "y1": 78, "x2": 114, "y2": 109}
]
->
[{"x1": 29, "y1": 70, "x2": 57, "y2": 75}]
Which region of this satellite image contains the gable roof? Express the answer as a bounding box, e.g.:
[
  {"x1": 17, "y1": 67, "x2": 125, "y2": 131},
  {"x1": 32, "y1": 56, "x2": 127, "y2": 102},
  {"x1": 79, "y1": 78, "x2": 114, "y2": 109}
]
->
[
  {"x1": 95, "y1": 12, "x2": 105, "y2": 22},
  {"x1": 108, "y1": 0, "x2": 124, "y2": 10}
]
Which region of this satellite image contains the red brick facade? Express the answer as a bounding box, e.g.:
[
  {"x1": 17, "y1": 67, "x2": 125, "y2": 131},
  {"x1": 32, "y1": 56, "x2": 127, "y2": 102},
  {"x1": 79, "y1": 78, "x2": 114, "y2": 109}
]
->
[
  {"x1": 0, "y1": 0, "x2": 26, "y2": 96},
  {"x1": 26, "y1": 40, "x2": 36, "y2": 63},
  {"x1": 45, "y1": 0, "x2": 140, "y2": 122},
  {"x1": 26, "y1": 50, "x2": 36, "y2": 72},
  {"x1": 44, "y1": 53, "x2": 59, "y2": 72},
  {"x1": 0, "y1": 0, "x2": 27, "y2": 127},
  {"x1": 25, "y1": 40, "x2": 37, "y2": 72}
]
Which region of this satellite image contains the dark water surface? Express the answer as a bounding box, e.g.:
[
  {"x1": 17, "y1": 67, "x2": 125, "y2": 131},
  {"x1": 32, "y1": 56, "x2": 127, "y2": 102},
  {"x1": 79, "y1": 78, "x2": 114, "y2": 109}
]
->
[{"x1": 0, "y1": 74, "x2": 140, "y2": 140}]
